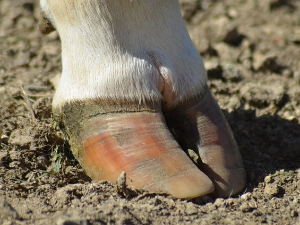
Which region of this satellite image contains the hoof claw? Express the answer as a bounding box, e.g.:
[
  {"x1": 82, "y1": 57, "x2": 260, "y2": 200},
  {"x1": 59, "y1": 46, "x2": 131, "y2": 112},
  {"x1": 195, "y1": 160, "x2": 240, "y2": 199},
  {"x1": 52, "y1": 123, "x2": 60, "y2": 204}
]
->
[
  {"x1": 59, "y1": 101, "x2": 214, "y2": 199},
  {"x1": 57, "y1": 89, "x2": 246, "y2": 199}
]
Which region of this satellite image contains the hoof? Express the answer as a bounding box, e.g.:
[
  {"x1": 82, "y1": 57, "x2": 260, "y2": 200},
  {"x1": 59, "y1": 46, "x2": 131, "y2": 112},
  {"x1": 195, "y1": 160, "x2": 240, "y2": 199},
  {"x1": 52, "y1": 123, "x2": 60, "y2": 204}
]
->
[
  {"x1": 58, "y1": 101, "x2": 214, "y2": 199},
  {"x1": 164, "y1": 88, "x2": 246, "y2": 197},
  {"x1": 57, "y1": 87, "x2": 246, "y2": 199}
]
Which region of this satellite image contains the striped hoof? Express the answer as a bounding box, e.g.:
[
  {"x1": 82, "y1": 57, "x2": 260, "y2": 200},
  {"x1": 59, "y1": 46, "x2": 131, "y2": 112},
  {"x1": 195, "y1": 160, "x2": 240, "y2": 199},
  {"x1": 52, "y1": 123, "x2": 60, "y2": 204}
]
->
[
  {"x1": 58, "y1": 101, "x2": 214, "y2": 199},
  {"x1": 57, "y1": 88, "x2": 245, "y2": 199},
  {"x1": 164, "y1": 88, "x2": 246, "y2": 197}
]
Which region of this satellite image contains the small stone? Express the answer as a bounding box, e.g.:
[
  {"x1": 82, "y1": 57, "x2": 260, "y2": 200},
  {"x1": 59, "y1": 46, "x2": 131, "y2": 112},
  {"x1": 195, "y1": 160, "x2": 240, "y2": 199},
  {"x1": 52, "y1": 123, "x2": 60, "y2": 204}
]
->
[
  {"x1": 214, "y1": 198, "x2": 224, "y2": 207},
  {"x1": 241, "y1": 192, "x2": 252, "y2": 201},
  {"x1": 226, "y1": 198, "x2": 235, "y2": 205},
  {"x1": 248, "y1": 200, "x2": 258, "y2": 209},
  {"x1": 264, "y1": 175, "x2": 273, "y2": 183},
  {"x1": 227, "y1": 7, "x2": 238, "y2": 18},
  {"x1": 253, "y1": 54, "x2": 284, "y2": 73},
  {"x1": 8, "y1": 129, "x2": 33, "y2": 148},
  {"x1": 187, "y1": 149, "x2": 199, "y2": 164},
  {"x1": 222, "y1": 63, "x2": 244, "y2": 82},
  {"x1": 185, "y1": 203, "x2": 198, "y2": 215},
  {"x1": 8, "y1": 161, "x2": 20, "y2": 168},
  {"x1": 116, "y1": 171, "x2": 127, "y2": 193},
  {"x1": 264, "y1": 183, "x2": 279, "y2": 196},
  {"x1": 291, "y1": 210, "x2": 298, "y2": 217},
  {"x1": 292, "y1": 197, "x2": 299, "y2": 204},
  {"x1": 6, "y1": 87, "x2": 20, "y2": 98},
  {"x1": 282, "y1": 68, "x2": 293, "y2": 78},
  {"x1": 116, "y1": 171, "x2": 138, "y2": 198}
]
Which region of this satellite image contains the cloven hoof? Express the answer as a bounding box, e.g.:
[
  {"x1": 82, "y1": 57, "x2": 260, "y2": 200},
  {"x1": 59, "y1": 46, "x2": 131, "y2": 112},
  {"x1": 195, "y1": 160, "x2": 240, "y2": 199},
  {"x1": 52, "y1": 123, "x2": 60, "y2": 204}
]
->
[{"x1": 55, "y1": 88, "x2": 246, "y2": 199}]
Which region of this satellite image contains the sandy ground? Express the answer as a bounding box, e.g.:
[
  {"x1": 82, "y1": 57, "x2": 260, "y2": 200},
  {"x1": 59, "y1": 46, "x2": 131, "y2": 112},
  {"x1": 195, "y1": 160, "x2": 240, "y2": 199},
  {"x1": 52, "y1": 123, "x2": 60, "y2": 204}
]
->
[{"x1": 1, "y1": 0, "x2": 300, "y2": 224}]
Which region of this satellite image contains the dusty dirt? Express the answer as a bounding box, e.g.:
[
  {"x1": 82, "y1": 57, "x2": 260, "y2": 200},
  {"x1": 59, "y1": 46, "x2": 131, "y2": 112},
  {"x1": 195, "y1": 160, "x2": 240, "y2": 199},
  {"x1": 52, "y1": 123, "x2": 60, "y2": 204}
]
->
[{"x1": 1, "y1": 0, "x2": 300, "y2": 224}]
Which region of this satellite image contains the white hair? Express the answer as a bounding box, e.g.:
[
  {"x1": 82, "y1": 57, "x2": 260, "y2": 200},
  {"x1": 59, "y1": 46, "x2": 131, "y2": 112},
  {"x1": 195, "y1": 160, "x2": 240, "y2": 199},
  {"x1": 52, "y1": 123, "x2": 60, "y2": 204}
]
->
[{"x1": 40, "y1": 0, "x2": 207, "y2": 109}]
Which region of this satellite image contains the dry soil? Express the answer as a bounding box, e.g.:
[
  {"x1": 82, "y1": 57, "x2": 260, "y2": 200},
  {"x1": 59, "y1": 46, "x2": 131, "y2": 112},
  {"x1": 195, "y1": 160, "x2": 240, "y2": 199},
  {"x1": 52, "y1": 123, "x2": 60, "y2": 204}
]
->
[{"x1": 1, "y1": 0, "x2": 300, "y2": 224}]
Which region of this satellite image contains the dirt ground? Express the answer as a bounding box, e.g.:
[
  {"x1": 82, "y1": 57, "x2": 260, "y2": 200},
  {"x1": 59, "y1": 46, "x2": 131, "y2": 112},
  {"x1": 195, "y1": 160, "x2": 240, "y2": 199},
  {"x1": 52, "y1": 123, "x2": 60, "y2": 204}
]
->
[{"x1": 0, "y1": 0, "x2": 300, "y2": 224}]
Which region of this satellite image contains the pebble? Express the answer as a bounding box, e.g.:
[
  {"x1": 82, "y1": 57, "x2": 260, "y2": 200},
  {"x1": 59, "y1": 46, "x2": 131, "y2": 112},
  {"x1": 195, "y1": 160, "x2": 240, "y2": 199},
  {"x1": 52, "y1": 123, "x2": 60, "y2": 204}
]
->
[
  {"x1": 222, "y1": 63, "x2": 244, "y2": 82},
  {"x1": 8, "y1": 129, "x2": 33, "y2": 148},
  {"x1": 241, "y1": 192, "x2": 252, "y2": 201},
  {"x1": 214, "y1": 198, "x2": 224, "y2": 207},
  {"x1": 227, "y1": 7, "x2": 238, "y2": 18},
  {"x1": 292, "y1": 197, "x2": 299, "y2": 204},
  {"x1": 253, "y1": 53, "x2": 284, "y2": 73},
  {"x1": 264, "y1": 175, "x2": 273, "y2": 183},
  {"x1": 185, "y1": 203, "x2": 198, "y2": 215},
  {"x1": 291, "y1": 210, "x2": 298, "y2": 217},
  {"x1": 264, "y1": 183, "x2": 279, "y2": 196}
]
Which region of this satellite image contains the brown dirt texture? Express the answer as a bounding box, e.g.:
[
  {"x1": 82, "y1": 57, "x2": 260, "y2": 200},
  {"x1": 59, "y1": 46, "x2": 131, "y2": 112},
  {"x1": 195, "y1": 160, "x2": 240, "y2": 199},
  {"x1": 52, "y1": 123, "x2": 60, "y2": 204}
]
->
[{"x1": 1, "y1": 0, "x2": 300, "y2": 224}]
